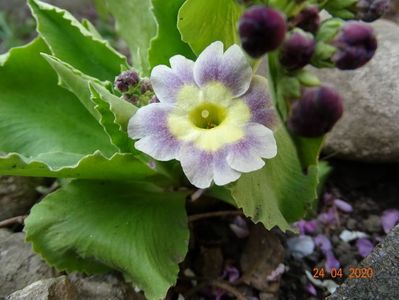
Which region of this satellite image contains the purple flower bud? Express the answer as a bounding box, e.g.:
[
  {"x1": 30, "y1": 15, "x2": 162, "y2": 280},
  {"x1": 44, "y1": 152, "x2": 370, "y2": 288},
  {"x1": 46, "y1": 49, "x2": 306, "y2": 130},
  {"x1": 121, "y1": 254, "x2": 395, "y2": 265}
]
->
[
  {"x1": 332, "y1": 22, "x2": 377, "y2": 70},
  {"x1": 114, "y1": 70, "x2": 140, "y2": 93},
  {"x1": 293, "y1": 6, "x2": 320, "y2": 34},
  {"x1": 279, "y1": 30, "x2": 316, "y2": 71},
  {"x1": 239, "y1": 6, "x2": 287, "y2": 58},
  {"x1": 356, "y1": 238, "x2": 374, "y2": 257},
  {"x1": 140, "y1": 78, "x2": 153, "y2": 94},
  {"x1": 288, "y1": 86, "x2": 343, "y2": 137},
  {"x1": 357, "y1": 0, "x2": 390, "y2": 22}
]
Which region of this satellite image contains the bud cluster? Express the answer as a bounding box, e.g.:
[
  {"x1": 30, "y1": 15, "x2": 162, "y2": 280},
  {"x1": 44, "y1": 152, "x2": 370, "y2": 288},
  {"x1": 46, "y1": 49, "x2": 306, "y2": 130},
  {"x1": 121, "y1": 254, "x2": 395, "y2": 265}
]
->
[
  {"x1": 114, "y1": 70, "x2": 155, "y2": 106},
  {"x1": 237, "y1": 1, "x2": 384, "y2": 137}
]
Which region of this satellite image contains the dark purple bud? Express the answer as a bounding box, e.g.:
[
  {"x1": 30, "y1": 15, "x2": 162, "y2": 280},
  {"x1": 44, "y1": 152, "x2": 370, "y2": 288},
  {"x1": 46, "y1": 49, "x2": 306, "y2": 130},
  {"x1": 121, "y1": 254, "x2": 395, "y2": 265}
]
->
[
  {"x1": 357, "y1": 0, "x2": 390, "y2": 22},
  {"x1": 239, "y1": 6, "x2": 286, "y2": 58},
  {"x1": 123, "y1": 93, "x2": 139, "y2": 105},
  {"x1": 140, "y1": 78, "x2": 153, "y2": 94},
  {"x1": 279, "y1": 30, "x2": 315, "y2": 71},
  {"x1": 292, "y1": 6, "x2": 320, "y2": 34},
  {"x1": 288, "y1": 86, "x2": 343, "y2": 137},
  {"x1": 332, "y1": 22, "x2": 377, "y2": 70},
  {"x1": 114, "y1": 70, "x2": 140, "y2": 93}
]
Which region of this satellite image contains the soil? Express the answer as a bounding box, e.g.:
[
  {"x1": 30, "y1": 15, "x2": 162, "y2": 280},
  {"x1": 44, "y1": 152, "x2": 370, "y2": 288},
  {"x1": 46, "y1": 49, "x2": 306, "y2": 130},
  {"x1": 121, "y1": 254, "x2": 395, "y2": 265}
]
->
[{"x1": 160, "y1": 159, "x2": 399, "y2": 300}]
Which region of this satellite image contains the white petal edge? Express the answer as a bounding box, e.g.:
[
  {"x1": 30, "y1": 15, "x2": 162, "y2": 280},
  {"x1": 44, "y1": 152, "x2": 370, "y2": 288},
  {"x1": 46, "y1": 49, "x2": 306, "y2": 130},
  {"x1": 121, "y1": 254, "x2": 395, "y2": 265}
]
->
[{"x1": 150, "y1": 65, "x2": 184, "y2": 103}]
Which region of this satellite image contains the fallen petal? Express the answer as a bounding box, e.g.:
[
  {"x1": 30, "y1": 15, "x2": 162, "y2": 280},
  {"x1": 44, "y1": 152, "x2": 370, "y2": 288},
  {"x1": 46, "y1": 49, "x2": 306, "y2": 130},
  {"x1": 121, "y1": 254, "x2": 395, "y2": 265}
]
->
[
  {"x1": 222, "y1": 266, "x2": 240, "y2": 283},
  {"x1": 339, "y1": 230, "x2": 368, "y2": 242},
  {"x1": 305, "y1": 283, "x2": 317, "y2": 296},
  {"x1": 314, "y1": 234, "x2": 332, "y2": 253},
  {"x1": 381, "y1": 209, "x2": 399, "y2": 234},
  {"x1": 334, "y1": 199, "x2": 353, "y2": 213},
  {"x1": 356, "y1": 238, "x2": 374, "y2": 257},
  {"x1": 267, "y1": 263, "x2": 286, "y2": 281},
  {"x1": 287, "y1": 235, "x2": 315, "y2": 259},
  {"x1": 325, "y1": 251, "x2": 340, "y2": 272}
]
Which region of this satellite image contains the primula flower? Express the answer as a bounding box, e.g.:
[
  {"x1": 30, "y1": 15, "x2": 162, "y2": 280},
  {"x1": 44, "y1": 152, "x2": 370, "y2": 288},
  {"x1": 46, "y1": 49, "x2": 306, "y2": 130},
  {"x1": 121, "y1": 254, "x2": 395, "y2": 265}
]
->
[{"x1": 128, "y1": 42, "x2": 277, "y2": 188}]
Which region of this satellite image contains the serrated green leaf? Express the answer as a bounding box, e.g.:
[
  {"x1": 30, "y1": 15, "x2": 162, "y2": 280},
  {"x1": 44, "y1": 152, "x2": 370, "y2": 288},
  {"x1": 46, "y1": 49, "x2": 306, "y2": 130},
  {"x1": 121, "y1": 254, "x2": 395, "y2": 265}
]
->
[
  {"x1": 89, "y1": 84, "x2": 136, "y2": 153},
  {"x1": 177, "y1": 0, "x2": 243, "y2": 55},
  {"x1": 42, "y1": 54, "x2": 137, "y2": 152},
  {"x1": 28, "y1": 0, "x2": 127, "y2": 81},
  {"x1": 229, "y1": 125, "x2": 319, "y2": 231},
  {"x1": 0, "y1": 151, "x2": 154, "y2": 180},
  {"x1": 81, "y1": 18, "x2": 103, "y2": 40},
  {"x1": 104, "y1": 0, "x2": 157, "y2": 75},
  {"x1": 25, "y1": 180, "x2": 189, "y2": 300},
  {"x1": 149, "y1": 0, "x2": 195, "y2": 68},
  {"x1": 0, "y1": 38, "x2": 116, "y2": 161}
]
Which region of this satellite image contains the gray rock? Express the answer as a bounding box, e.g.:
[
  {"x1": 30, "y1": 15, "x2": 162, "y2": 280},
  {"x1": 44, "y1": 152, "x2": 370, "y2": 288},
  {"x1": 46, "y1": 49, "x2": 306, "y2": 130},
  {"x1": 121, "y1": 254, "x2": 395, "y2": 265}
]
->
[
  {"x1": 315, "y1": 20, "x2": 399, "y2": 162},
  {"x1": 6, "y1": 276, "x2": 77, "y2": 300},
  {"x1": 68, "y1": 274, "x2": 146, "y2": 300},
  {"x1": 328, "y1": 224, "x2": 399, "y2": 300},
  {"x1": 0, "y1": 229, "x2": 57, "y2": 298},
  {"x1": 0, "y1": 176, "x2": 42, "y2": 222}
]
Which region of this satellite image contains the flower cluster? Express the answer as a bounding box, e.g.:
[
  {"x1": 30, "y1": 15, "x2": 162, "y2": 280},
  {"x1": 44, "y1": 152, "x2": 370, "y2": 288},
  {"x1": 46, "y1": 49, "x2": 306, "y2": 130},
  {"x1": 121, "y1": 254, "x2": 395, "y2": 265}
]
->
[{"x1": 128, "y1": 42, "x2": 277, "y2": 188}]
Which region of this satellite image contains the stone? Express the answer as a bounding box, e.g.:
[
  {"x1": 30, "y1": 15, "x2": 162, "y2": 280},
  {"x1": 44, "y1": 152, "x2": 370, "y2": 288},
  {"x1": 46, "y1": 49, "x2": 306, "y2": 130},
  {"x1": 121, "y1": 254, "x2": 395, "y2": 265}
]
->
[
  {"x1": 328, "y1": 224, "x2": 399, "y2": 299},
  {"x1": 0, "y1": 176, "x2": 43, "y2": 221},
  {"x1": 68, "y1": 273, "x2": 146, "y2": 300},
  {"x1": 314, "y1": 20, "x2": 399, "y2": 162},
  {"x1": 6, "y1": 276, "x2": 77, "y2": 300},
  {"x1": 240, "y1": 224, "x2": 284, "y2": 293},
  {"x1": 0, "y1": 230, "x2": 57, "y2": 298}
]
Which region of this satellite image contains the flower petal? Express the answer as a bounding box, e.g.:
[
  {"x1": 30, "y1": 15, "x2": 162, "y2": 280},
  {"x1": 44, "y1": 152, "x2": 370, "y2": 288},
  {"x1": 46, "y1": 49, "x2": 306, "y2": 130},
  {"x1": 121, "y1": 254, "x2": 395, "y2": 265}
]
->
[
  {"x1": 128, "y1": 103, "x2": 180, "y2": 161},
  {"x1": 178, "y1": 145, "x2": 214, "y2": 188},
  {"x1": 150, "y1": 55, "x2": 195, "y2": 104},
  {"x1": 151, "y1": 65, "x2": 184, "y2": 103},
  {"x1": 169, "y1": 55, "x2": 195, "y2": 83},
  {"x1": 242, "y1": 75, "x2": 276, "y2": 127},
  {"x1": 178, "y1": 145, "x2": 240, "y2": 188},
  {"x1": 226, "y1": 123, "x2": 277, "y2": 172},
  {"x1": 194, "y1": 41, "x2": 252, "y2": 97}
]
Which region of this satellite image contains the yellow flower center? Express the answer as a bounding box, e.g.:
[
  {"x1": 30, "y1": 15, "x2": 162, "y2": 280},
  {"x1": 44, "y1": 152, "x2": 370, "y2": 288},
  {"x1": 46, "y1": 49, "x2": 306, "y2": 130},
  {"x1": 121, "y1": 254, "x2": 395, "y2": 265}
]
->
[
  {"x1": 167, "y1": 82, "x2": 251, "y2": 152},
  {"x1": 189, "y1": 102, "x2": 227, "y2": 129}
]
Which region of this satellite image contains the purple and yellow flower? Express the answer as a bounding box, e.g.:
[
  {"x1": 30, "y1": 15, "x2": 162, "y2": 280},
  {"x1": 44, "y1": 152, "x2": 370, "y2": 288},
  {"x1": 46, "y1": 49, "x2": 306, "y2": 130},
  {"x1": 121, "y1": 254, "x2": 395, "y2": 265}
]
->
[{"x1": 128, "y1": 41, "x2": 277, "y2": 188}]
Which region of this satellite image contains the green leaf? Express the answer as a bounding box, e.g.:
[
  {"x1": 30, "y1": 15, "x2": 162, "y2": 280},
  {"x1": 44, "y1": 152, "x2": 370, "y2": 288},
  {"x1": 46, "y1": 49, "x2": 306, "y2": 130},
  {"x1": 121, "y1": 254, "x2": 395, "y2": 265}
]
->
[
  {"x1": 292, "y1": 136, "x2": 324, "y2": 169},
  {"x1": 89, "y1": 84, "x2": 136, "y2": 153},
  {"x1": 177, "y1": 0, "x2": 243, "y2": 55},
  {"x1": 28, "y1": 0, "x2": 127, "y2": 81},
  {"x1": 229, "y1": 125, "x2": 319, "y2": 231},
  {"x1": 279, "y1": 76, "x2": 301, "y2": 99},
  {"x1": 42, "y1": 54, "x2": 136, "y2": 152},
  {"x1": 25, "y1": 180, "x2": 189, "y2": 300},
  {"x1": 296, "y1": 69, "x2": 320, "y2": 87},
  {"x1": 149, "y1": 0, "x2": 195, "y2": 68},
  {"x1": 0, "y1": 38, "x2": 116, "y2": 160},
  {"x1": 104, "y1": 0, "x2": 157, "y2": 75},
  {"x1": 0, "y1": 151, "x2": 155, "y2": 180}
]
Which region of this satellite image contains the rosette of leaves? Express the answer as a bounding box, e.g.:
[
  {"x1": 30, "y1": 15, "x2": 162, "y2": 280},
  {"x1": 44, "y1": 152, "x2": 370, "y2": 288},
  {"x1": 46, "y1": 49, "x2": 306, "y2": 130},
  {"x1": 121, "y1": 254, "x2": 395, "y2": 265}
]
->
[{"x1": 0, "y1": 0, "x2": 325, "y2": 299}]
